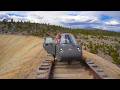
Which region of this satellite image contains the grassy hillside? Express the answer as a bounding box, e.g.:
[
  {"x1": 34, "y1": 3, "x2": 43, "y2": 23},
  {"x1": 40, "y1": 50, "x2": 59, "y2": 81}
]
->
[
  {"x1": 0, "y1": 20, "x2": 120, "y2": 64},
  {"x1": 0, "y1": 20, "x2": 120, "y2": 37}
]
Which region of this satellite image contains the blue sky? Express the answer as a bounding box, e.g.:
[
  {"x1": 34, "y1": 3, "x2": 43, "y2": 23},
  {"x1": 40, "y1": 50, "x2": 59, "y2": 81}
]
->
[{"x1": 0, "y1": 11, "x2": 120, "y2": 32}]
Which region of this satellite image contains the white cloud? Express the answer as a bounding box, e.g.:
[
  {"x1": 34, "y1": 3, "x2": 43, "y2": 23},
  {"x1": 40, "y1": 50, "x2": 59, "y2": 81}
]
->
[
  {"x1": 105, "y1": 20, "x2": 120, "y2": 25},
  {"x1": 60, "y1": 15, "x2": 99, "y2": 24},
  {"x1": 24, "y1": 11, "x2": 68, "y2": 25},
  {"x1": 0, "y1": 11, "x2": 68, "y2": 25}
]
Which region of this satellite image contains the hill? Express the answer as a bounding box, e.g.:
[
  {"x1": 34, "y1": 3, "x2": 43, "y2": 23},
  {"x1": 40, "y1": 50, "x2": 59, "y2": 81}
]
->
[
  {"x1": 0, "y1": 20, "x2": 120, "y2": 64},
  {"x1": 0, "y1": 20, "x2": 120, "y2": 37}
]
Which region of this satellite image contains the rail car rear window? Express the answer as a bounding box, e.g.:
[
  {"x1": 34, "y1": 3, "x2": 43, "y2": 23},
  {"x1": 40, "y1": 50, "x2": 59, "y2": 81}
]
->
[{"x1": 60, "y1": 34, "x2": 77, "y2": 44}]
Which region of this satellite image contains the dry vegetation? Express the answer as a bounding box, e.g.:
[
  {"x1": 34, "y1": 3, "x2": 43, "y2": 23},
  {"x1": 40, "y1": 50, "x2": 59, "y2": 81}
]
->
[{"x1": 77, "y1": 34, "x2": 120, "y2": 64}]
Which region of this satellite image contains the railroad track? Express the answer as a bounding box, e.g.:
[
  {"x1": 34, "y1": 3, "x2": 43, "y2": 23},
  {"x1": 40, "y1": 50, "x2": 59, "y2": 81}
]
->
[
  {"x1": 51, "y1": 60, "x2": 94, "y2": 79},
  {"x1": 36, "y1": 59, "x2": 53, "y2": 79},
  {"x1": 36, "y1": 59, "x2": 113, "y2": 79}
]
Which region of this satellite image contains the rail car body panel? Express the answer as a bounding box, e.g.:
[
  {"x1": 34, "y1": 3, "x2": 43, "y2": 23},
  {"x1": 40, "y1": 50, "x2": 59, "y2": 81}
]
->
[
  {"x1": 55, "y1": 33, "x2": 82, "y2": 61},
  {"x1": 43, "y1": 33, "x2": 82, "y2": 62}
]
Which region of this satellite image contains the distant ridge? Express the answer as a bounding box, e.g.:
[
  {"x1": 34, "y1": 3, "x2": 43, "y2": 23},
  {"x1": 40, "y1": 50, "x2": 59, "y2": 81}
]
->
[{"x1": 0, "y1": 21, "x2": 120, "y2": 37}]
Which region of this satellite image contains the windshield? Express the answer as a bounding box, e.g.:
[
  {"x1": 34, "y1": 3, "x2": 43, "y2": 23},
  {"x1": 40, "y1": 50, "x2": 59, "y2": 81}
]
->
[{"x1": 60, "y1": 34, "x2": 77, "y2": 44}]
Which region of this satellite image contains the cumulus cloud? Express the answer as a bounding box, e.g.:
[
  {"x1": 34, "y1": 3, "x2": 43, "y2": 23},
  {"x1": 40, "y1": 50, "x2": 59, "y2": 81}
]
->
[
  {"x1": 60, "y1": 15, "x2": 99, "y2": 23},
  {"x1": 24, "y1": 11, "x2": 68, "y2": 25},
  {"x1": 105, "y1": 20, "x2": 120, "y2": 26},
  {"x1": 0, "y1": 11, "x2": 68, "y2": 25}
]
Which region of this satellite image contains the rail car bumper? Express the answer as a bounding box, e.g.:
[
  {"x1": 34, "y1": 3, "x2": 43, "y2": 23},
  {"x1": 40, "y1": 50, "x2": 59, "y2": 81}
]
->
[
  {"x1": 57, "y1": 51, "x2": 82, "y2": 61},
  {"x1": 56, "y1": 44, "x2": 83, "y2": 61}
]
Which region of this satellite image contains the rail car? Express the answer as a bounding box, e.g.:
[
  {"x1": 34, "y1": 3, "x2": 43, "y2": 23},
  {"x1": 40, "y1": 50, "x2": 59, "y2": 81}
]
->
[{"x1": 43, "y1": 33, "x2": 83, "y2": 63}]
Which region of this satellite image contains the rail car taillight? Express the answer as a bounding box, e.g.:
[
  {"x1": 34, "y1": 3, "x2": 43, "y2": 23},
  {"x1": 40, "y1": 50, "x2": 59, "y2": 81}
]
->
[{"x1": 77, "y1": 47, "x2": 81, "y2": 52}]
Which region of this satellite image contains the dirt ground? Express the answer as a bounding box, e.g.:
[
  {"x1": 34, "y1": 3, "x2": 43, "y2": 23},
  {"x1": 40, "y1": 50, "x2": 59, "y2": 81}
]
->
[
  {"x1": 0, "y1": 35, "x2": 49, "y2": 79},
  {"x1": 0, "y1": 34, "x2": 120, "y2": 79},
  {"x1": 83, "y1": 50, "x2": 120, "y2": 79}
]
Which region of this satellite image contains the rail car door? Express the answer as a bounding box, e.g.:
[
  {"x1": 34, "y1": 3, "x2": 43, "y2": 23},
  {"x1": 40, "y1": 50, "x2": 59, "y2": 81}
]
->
[{"x1": 43, "y1": 37, "x2": 56, "y2": 56}]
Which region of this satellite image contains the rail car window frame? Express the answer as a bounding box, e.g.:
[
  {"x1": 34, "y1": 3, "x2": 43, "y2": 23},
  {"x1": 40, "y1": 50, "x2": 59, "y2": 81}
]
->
[
  {"x1": 44, "y1": 37, "x2": 54, "y2": 44},
  {"x1": 60, "y1": 34, "x2": 77, "y2": 45}
]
